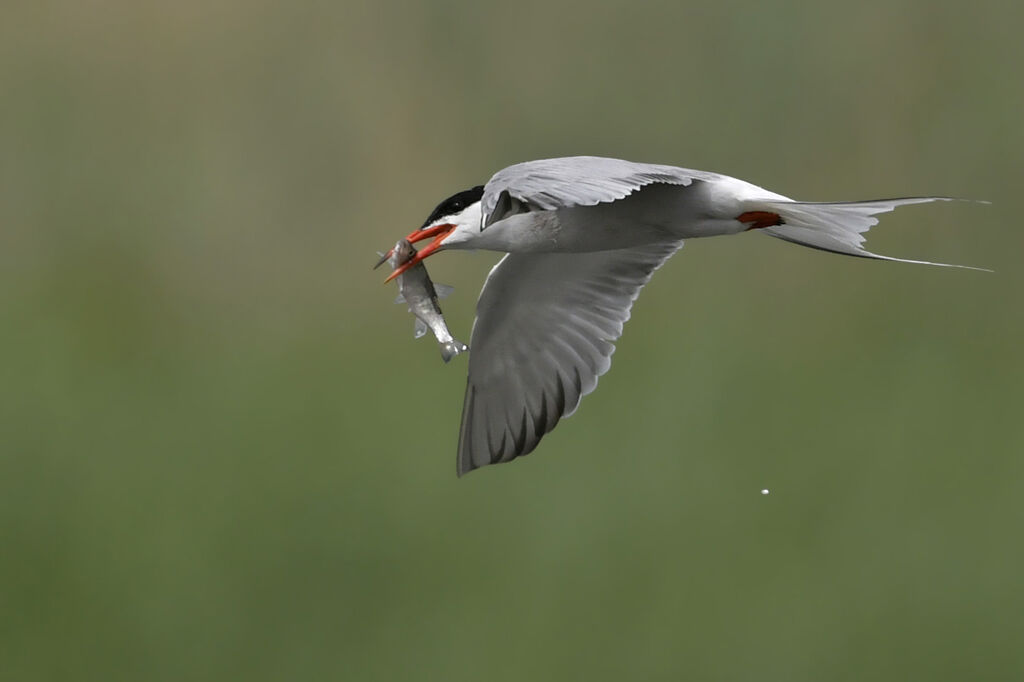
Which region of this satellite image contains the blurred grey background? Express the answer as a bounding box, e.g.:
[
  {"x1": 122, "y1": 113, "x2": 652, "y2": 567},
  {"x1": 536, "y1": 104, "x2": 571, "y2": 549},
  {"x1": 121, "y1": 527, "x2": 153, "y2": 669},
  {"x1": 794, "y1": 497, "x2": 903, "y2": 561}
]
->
[{"x1": 2, "y1": 1, "x2": 1022, "y2": 680}]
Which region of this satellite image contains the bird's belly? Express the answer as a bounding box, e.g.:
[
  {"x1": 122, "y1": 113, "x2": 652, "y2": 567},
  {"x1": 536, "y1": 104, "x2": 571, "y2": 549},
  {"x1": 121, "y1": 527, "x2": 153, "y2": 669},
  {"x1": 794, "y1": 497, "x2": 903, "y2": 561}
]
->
[
  {"x1": 546, "y1": 209, "x2": 673, "y2": 251},
  {"x1": 478, "y1": 205, "x2": 680, "y2": 253},
  {"x1": 473, "y1": 181, "x2": 754, "y2": 253}
]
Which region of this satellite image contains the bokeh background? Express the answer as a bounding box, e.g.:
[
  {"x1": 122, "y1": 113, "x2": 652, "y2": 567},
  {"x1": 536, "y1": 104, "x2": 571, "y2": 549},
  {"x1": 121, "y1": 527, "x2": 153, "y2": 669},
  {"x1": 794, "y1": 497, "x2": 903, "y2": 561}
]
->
[{"x1": 2, "y1": 1, "x2": 1022, "y2": 680}]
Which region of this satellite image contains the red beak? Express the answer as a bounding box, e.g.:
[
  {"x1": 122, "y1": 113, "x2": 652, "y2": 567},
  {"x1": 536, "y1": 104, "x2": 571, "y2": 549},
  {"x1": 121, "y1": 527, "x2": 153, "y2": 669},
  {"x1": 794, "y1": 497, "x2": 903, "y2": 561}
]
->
[{"x1": 381, "y1": 223, "x2": 455, "y2": 283}]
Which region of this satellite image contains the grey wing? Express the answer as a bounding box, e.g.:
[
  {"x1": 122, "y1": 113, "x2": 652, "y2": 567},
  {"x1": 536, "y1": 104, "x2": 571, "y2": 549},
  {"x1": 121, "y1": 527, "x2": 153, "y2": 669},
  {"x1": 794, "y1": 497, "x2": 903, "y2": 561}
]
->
[
  {"x1": 457, "y1": 239, "x2": 685, "y2": 476},
  {"x1": 481, "y1": 156, "x2": 723, "y2": 227}
]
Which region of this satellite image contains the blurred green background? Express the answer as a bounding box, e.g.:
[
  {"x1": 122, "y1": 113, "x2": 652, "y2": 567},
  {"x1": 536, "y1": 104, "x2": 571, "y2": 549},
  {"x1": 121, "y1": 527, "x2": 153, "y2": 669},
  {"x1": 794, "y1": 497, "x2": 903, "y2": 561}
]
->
[{"x1": 2, "y1": 1, "x2": 1022, "y2": 680}]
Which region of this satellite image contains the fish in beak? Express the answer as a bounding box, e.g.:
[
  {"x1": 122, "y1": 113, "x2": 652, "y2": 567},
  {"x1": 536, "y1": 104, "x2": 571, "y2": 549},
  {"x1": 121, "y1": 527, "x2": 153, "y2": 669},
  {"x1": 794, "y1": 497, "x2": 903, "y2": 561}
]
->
[{"x1": 374, "y1": 224, "x2": 456, "y2": 281}]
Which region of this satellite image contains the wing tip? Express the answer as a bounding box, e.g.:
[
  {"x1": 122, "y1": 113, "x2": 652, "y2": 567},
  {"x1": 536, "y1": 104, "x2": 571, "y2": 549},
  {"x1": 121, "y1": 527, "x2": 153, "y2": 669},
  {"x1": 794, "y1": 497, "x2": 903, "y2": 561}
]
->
[{"x1": 456, "y1": 382, "x2": 477, "y2": 478}]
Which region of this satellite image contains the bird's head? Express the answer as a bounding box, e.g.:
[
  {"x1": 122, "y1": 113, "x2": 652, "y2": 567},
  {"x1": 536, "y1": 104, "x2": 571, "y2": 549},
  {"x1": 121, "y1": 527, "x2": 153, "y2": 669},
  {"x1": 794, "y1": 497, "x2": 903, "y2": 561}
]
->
[{"x1": 377, "y1": 185, "x2": 484, "y2": 281}]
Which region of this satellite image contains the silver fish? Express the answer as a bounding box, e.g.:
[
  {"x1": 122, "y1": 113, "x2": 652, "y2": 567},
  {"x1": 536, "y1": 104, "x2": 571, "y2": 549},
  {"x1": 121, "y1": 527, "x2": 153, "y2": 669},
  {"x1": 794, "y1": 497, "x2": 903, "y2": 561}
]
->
[{"x1": 381, "y1": 239, "x2": 468, "y2": 362}]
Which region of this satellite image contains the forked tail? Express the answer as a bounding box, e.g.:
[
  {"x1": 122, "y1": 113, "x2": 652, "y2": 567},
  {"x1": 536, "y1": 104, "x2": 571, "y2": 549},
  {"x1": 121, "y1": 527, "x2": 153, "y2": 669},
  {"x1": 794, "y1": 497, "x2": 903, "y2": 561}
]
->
[{"x1": 752, "y1": 197, "x2": 988, "y2": 270}]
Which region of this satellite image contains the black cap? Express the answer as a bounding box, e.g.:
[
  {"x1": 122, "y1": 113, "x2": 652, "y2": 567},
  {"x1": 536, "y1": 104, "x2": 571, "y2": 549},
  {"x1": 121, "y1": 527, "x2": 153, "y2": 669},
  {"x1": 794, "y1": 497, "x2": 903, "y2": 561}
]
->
[{"x1": 420, "y1": 185, "x2": 485, "y2": 229}]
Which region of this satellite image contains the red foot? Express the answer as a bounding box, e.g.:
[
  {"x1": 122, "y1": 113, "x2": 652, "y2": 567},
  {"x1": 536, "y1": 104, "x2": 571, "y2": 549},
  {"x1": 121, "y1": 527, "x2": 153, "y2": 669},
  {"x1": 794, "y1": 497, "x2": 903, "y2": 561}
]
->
[{"x1": 737, "y1": 211, "x2": 784, "y2": 230}]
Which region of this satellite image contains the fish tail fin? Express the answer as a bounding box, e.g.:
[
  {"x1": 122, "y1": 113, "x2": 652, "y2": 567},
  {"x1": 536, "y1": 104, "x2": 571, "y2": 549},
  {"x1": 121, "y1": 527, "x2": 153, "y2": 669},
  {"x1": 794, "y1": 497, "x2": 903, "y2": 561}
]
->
[
  {"x1": 440, "y1": 340, "x2": 468, "y2": 363},
  {"x1": 754, "y1": 197, "x2": 990, "y2": 271}
]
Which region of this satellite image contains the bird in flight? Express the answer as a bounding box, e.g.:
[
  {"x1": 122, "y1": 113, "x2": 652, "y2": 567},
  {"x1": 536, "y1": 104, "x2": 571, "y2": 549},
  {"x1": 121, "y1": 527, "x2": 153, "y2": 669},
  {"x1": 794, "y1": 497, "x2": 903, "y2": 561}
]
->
[{"x1": 380, "y1": 156, "x2": 979, "y2": 476}]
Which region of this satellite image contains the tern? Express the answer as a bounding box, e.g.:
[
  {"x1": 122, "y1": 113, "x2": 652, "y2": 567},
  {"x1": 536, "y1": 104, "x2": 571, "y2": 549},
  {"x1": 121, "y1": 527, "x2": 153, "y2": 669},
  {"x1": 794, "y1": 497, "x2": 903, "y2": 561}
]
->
[{"x1": 380, "y1": 156, "x2": 979, "y2": 476}]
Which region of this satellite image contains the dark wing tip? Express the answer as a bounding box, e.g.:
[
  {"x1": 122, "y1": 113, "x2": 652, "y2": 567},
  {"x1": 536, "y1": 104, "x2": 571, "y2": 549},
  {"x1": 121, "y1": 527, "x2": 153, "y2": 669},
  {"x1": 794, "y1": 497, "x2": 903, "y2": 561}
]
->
[
  {"x1": 456, "y1": 374, "x2": 574, "y2": 478},
  {"x1": 456, "y1": 383, "x2": 477, "y2": 477}
]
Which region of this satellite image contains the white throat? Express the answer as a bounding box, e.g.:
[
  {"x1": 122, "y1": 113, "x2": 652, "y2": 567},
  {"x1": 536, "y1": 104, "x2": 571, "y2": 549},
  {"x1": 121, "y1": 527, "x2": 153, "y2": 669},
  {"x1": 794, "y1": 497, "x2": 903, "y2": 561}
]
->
[{"x1": 436, "y1": 201, "x2": 483, "y2": 249}]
